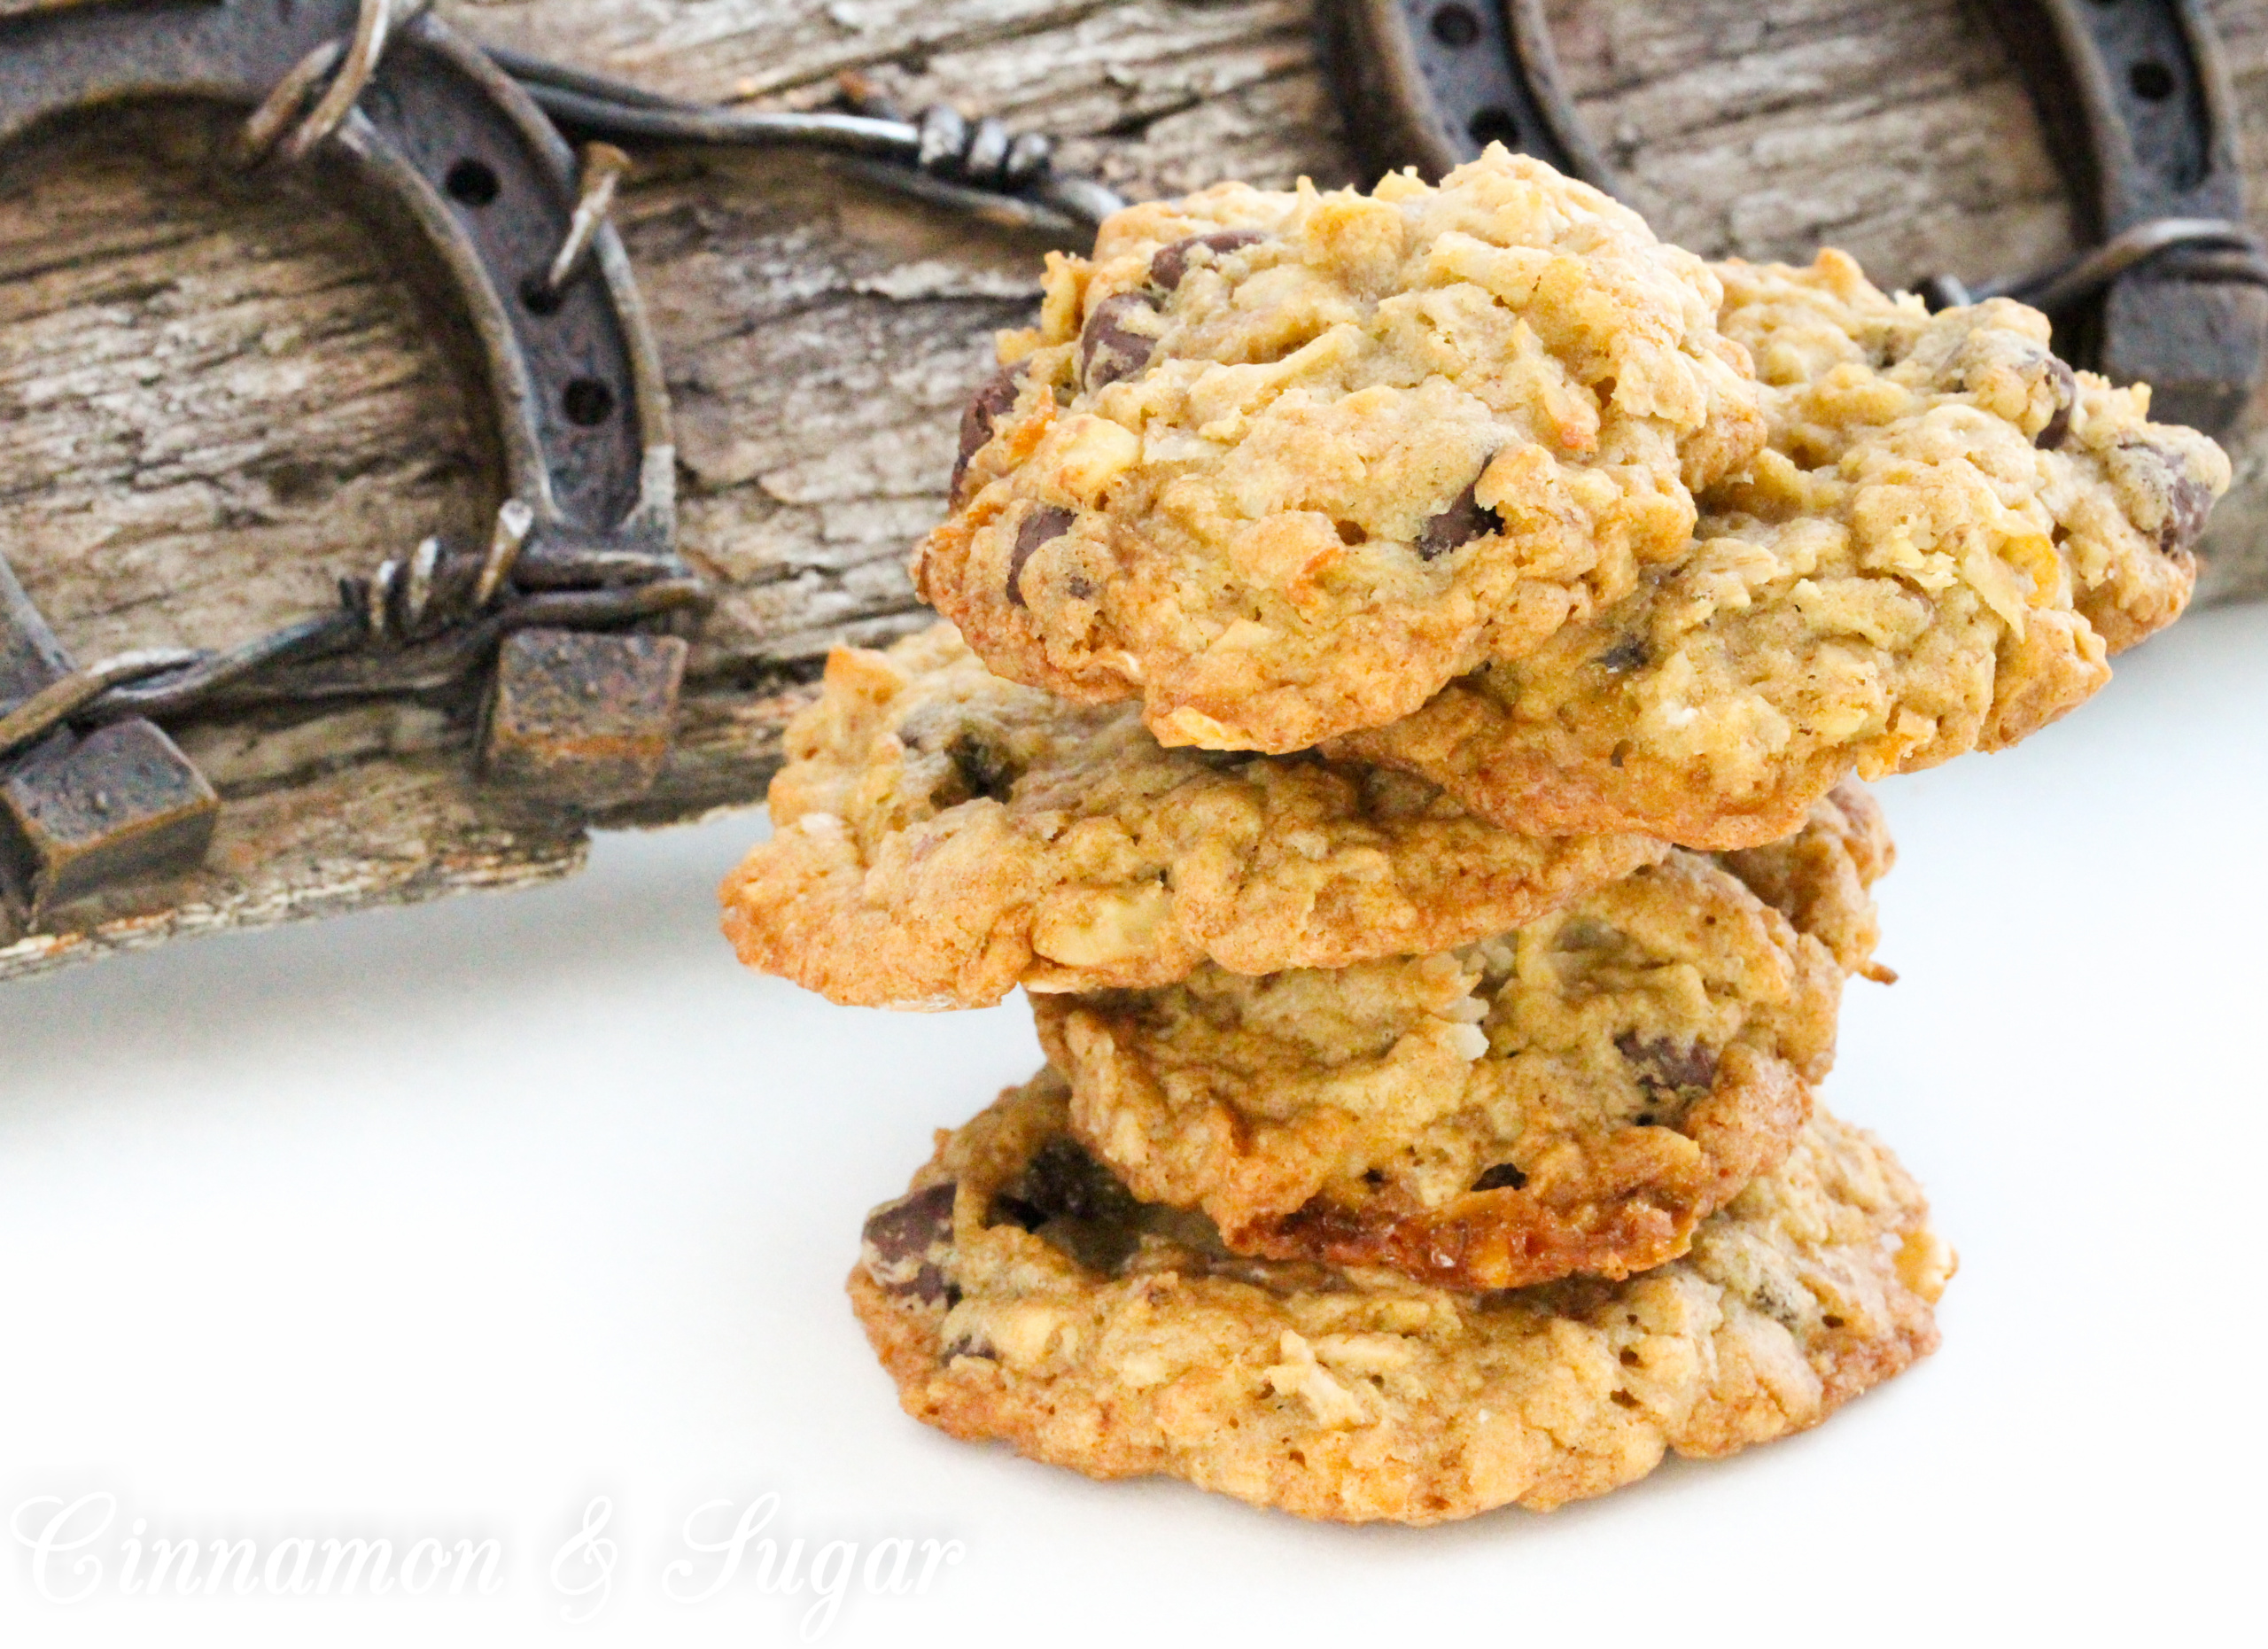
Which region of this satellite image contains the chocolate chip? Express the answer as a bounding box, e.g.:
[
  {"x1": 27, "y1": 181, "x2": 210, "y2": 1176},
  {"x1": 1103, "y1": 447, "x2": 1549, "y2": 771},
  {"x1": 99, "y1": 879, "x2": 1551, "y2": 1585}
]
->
[
  {"x1": 993, "y1": 1137, "x2": 1139, "y2": 1229},
  {"x1": 947, "y1": 732, "x2": 1017, "y2": 805},
  {"x1": 2120, "y1": 440, "x2": 2216, "y2": 553},
  {"x1": 1417, "y1": 471, "x2": 1503, "y2": 559},
  {"x1": 2035, "y1": 356, "x2": 2078, "y2": 451},
  {"x1": 1080, "y1": 292, "x2": 1161, "y2": 391},
  {"x1": 1615, "y1": 1031, "x2": 1719, "y2": 1098},
  {"x1": 1472, "y1": 1163, "x2": 1527, "y2": 1192},
  {"x1": 990, "y1": 1137, "x2": 1146, "y2": 1273},
  {"x1": 2164, "y1": 473, "x2": 2215, "y2": 553},
  {"x1": 951, "y1": 365, "x2": 1023, "y2": 494},
  {"x1": 1007, "y1": 505, "x2": 1075, "y2": 608},
  {"x1": 861, "y1": 1182, "x2": 958, "y2": 1305},
  {"x1": 1148, "y1": 229, "x2": 1266, "y2": 292},
  {"x1": 1597, "y1": 637, "x2": 1649, "y2": 673}
]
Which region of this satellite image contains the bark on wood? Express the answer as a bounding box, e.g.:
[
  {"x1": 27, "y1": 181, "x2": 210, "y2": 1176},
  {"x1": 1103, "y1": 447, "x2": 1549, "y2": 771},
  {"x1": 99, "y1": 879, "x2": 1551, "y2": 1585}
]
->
[{"x1": 1, "y1": 0, "x2": 2263, "y2": 979}]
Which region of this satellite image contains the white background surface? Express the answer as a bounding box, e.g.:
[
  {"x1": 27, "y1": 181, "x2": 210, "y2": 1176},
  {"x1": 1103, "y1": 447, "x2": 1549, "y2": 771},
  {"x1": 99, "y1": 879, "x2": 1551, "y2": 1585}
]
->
[{"x1": 3, "y1": 601, "x2": 2264, "y2": 1647}]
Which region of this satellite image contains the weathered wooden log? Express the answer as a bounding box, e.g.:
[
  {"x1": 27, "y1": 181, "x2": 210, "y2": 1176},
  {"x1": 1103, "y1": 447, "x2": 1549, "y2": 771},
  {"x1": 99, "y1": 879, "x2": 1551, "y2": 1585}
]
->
[{"x1": 1, "y1": 0, "x2": 2262, "y2": 980}]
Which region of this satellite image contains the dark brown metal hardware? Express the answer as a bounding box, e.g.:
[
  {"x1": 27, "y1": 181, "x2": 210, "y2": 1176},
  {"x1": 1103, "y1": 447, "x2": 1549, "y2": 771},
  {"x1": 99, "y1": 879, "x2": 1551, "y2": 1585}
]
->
[
  {"x1": 479, "y1": 629, "x2": 689, "y2": 807},
  {"x1": 490, "y1": 48, "x2": 1126, "y2": 241},
  {"x1": 1320, "y1": 0, "x2": 1620, "y2": 195},
  {"x1": 0, "y1": 0, "x2": 694, "y2": 919},
  {"x1": 0, "y1": 556, "x2": 216, "y2": 930},
  {"x1": 0, "y1": 0, "x2": 1122, "y2": 923},
  {"x1": 1953, "y1": 0, "x2": 2268, "y2": 434},
  {"x1": 0, "y1": 0, "x2": 685, "y2": 592}
]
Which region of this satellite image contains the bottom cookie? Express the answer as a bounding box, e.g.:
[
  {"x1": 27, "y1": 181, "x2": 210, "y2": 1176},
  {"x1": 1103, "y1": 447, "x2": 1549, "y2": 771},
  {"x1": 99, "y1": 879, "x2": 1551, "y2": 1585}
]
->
[{"x1": 850, "y1": 1070, "x2": 1952, "y2": 1526}]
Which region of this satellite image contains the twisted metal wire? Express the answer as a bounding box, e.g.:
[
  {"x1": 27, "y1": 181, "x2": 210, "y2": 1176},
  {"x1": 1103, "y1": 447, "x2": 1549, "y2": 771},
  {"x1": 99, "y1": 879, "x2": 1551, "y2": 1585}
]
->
[
  {"x1": 485, "y1": 45, "x2": 1126, "y2": 237},
  {"x1": 0, "y1": 528, "x2": 716, "y2": 747}
]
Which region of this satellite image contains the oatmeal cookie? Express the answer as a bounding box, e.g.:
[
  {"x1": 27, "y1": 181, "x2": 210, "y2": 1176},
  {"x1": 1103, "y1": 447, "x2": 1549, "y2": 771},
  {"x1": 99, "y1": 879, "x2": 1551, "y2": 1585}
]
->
[
  {"x1": 850, "y1": 1070, "x2": 1951, "y2": 1525},
  {"x1": 1035, "y1": 784, "x2": 1890, "y2": 1292},
  {"x1": 912, "y1": 147, "x2": 1765, "y2": 754},
  {"x1": 720, "y1": 625, "x2": 1665, "y2": 1008},
  {"x1": 1333, "y1": 251, "x2": 2225, "y2": 848}
]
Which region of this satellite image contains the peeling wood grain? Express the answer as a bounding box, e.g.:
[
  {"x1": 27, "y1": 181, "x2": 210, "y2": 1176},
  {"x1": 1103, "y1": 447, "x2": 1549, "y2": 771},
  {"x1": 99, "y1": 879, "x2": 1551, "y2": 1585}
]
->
[
  {"x1": 0, "y1": 751, "x2": 584, "y2": 980},
  {"x1": 0, "y1": 0, "x2": 2263, "y2": 983}
]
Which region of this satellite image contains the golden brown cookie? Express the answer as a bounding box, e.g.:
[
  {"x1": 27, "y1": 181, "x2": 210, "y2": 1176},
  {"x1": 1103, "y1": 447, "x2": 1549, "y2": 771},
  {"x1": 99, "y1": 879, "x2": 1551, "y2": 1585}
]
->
[
  {"x1": 912, "y1": 147, "x2": 1765, "y2": 755},
  {"x1": 1333, "y1": 252, "x2": 2225, "y2": 848},
  {"x1": 850, "y1": 1069, "x2": 1951, "y2": 1525},
  {"x1": 720, "y1": 624, "x2": 1666, "y2": 1008},
  {"x1": 1034, "y1": 784, "x2": 1891, "y2": 1291}
]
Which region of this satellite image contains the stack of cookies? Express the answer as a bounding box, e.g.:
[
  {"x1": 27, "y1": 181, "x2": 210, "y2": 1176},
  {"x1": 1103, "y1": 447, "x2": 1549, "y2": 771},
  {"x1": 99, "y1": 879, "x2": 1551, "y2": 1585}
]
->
[{"x1": 720, "y1": 151, "x2": 2226, "y2": 1524}]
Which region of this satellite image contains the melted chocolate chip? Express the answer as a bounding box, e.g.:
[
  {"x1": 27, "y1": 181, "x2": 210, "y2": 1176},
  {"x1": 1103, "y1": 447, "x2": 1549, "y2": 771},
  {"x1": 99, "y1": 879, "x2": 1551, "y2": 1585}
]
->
[
  {"x1": 990, "y1": 1137, "x2": 1145, "y2": 1275},
  {"x1": 861, "y1": 1182, "x2": 959, "y2": 1305},
  {"x1": 1079, "y1": 292, "x2": 1161, "y2": 391},
  {"x1": 1615, "y1": 1031, "x2": 1719, "y2": 1098},
  {"x1": 993, "y1": 1137, "x2": 1138, "y2": 1229},
  {"x1": 1148, "y1": 229, "x2": 1266, "y2": 292},
  {"x1": 1472, "y1": 1163, "x2": 1528, "y2": 1192},
  {"x1": 941, "y1": 731, "x2": 1019, "y2": 806},
  {"x1": 2035, "y1": 356, "x2": 2078, "y2": 451},
  {"x1": 1417, "y1": 473, "x2": 1504, "y2": 559},
  {"x1": 2164, "y1": 473, "x2": 2216, "y2": 553},
  {"x1": 952, "y1": 365, "x2": 1024, "y2": 494},
  {"x1": 2121, "y1": 440, "x2": 2216, "y2": 553},
  {"x1": 1597, "y1": 636, "x2": 1649, "y2": 673},
  {"x1": 1007, "y1": 506, "x2": 1076, "y2": 608}
]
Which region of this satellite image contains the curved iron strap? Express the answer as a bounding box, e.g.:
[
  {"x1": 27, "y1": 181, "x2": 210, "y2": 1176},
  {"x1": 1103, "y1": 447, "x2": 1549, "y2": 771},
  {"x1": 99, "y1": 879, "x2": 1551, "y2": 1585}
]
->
[
  {"x1": 1944, "y1": 0, "x2": 2268, "y2": 433},
  {"x1": 1323, "y1": 0, "x2": 2264, "y2": 435},
  {"x1": 0, "y1": 0, "x2": 683, "y2": 593},
  {"x1": 0, "y1": 0, "x2": 1128, "y2": 921},
  {"x1": 1321, "y1": 0, "x2": 1621, "y2": 198}
]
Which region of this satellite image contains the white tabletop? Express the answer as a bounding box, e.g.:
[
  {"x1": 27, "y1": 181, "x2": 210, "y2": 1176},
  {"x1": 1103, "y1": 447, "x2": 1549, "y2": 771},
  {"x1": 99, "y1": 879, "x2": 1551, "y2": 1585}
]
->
[{"x1": 4, "y1": 600, "x2": 2263, "y2": 1647}]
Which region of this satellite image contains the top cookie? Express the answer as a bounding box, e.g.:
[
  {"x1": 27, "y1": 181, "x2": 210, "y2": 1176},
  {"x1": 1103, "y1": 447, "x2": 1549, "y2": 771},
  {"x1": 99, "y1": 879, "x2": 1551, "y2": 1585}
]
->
[
  {"x1": 720, "y1": 624, "x2": 1665, "y2": 1009},
  {"x1": 912, "y1": 146, "x2": 1766, "y2": 754},
  {"x1": 1333, "y1": 252, "x2": 2226, "y2": 848}
]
